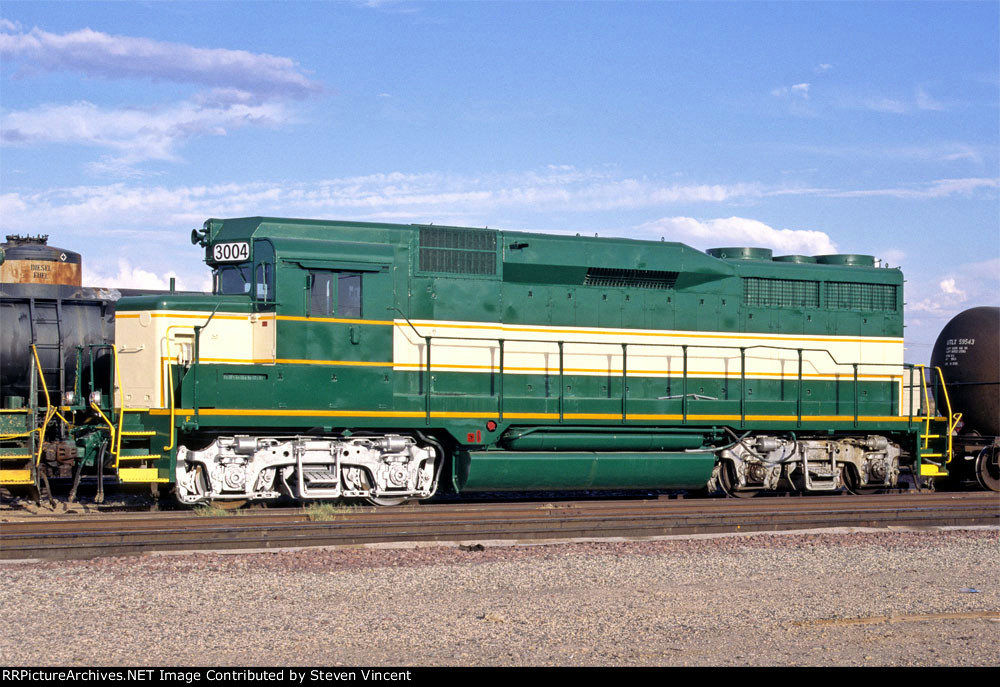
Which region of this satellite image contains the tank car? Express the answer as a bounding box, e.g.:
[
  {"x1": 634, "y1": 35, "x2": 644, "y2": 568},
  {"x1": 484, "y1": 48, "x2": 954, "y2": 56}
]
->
[
  {"x1": 97, "y1": 216, "x2": 959, "y2": 506},
  {"x1": 0, "y1": 235, "x2": 181, "y2": 500},
  {"x1": 930, "y1": 307, "x2": 999, "y2": 491}
]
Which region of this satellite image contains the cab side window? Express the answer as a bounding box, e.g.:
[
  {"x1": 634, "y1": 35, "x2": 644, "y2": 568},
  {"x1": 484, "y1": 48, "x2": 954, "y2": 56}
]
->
[
  {"x1": 310, "y1": 271, "x2": 336, "y2": 316},
  {"x1": 309, "y1": 270, "x2": 362, "y2": 318},
  {"x1": 255, "y1": 263, "x2": 273, "y2": 301},
  {"x1": 338, "y1": 273, "x2": 362, "y2": 318}
]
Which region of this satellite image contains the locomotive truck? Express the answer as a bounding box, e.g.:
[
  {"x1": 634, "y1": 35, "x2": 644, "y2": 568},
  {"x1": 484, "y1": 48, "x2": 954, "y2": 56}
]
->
[{"x1": 2, "y1": 218, "x2": 995, "y2": 504}]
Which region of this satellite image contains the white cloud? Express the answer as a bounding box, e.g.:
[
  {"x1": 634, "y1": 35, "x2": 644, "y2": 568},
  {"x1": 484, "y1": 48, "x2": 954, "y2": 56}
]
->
[
  {"x1": 0, "y1": 26, "x2": 320, "y2": 98},
  {"x1": 815, "y1": 63, "x2": 833, "y2": 73},
  {"x1": 915, "y1": 86, "x2": 947, "y2": 112},
  {"x1": 793, "y1": 142, "x2": 988, "y2": 165},
  {"x1": 0, "y1": 171, "x2": 768, "y2": 237},
  {"x1": 3, "y1": 171, "x2": 995, "y2": 240},
  {"x1": 937, "y1": 144, "x2": 983, "y2": 163},
  {"x1": 1, "y1": 98, "x2": 291, "y2": 166},
  {"x1": 0, "y1": 24, "x2": 320, "y2": 172},
  {"x1": 356, "y1": 0, "x2": 421, "y2": 14},
  {"x1": 904, "y1": 258, "x2": 1000, "y2": 351},
  {"x1": 637, "y1": 216, "x2": 838, "y2": 255},
  {"x1": 83, "y1": 258, "x2": 208, "y2": 292},
  {"x1": 862, "y1": 97, "x2": 909, "y2": 114},
  {"x1": 771, "y1": 83, "x2": 811, "y2": 99},
  {"x1": 845, "y1": 88, "x2": 950, "y2": 115},
  {"x1": 938, "y1": 277, "x2": 966, "y2": 299},
  {"x1": 879, "y1": 248, "x2": 907, "y2": 267},
  {"x1": 829, "y1": 178, "x2": 999, "y2": 199}
]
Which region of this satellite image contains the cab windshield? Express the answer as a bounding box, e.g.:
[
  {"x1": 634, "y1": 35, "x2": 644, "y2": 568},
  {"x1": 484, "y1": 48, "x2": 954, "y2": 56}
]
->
[{"x1": 213, "y1": 263, "x2": 252, "y2": 295}]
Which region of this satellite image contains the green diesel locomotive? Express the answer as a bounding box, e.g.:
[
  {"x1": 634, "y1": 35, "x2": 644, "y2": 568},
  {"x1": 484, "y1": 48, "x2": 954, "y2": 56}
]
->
[{"x1": 16, "y1": 217, "x2": 962, "y2": 505}]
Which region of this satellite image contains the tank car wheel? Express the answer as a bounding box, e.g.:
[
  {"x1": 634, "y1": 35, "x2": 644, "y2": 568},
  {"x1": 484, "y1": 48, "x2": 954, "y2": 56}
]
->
[
  {"x1": 367, "y1": 496, "x2": 411, "y2": 507},
  {"x1": 719, "y1": 461, "x2": 758, "y2": 498},
  {"x1": 975, "y1": 446, "x2": 1000, "y2": 492}
]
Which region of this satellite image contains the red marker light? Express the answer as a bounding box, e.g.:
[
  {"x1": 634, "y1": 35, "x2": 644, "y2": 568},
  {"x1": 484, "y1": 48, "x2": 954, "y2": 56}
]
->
[{"x1": 486, "y1": 420, "x2": 497, "y2": 432}]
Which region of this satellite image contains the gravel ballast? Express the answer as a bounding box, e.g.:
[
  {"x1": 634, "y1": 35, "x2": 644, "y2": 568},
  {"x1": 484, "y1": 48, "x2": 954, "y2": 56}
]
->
[{"x1": 1, "y1": 528, "x2": 997, "y2": 666}]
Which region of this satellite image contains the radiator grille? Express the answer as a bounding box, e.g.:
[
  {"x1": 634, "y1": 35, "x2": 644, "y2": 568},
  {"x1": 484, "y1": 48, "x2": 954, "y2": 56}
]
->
[
  {"x1": 826, "y1": 281, "x2": 897, "y2": 311},
  {"x1": 743, "y1": 277, "x2": 820, "y2": 308},
  {"x1": 419, "y1": 227, "x2": 497, "y2": 275}
]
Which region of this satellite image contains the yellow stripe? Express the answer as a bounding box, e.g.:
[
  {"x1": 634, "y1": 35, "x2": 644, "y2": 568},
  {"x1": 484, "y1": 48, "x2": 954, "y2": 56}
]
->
[
  {"x1": 201, "y1": 357, "x2": 277, "y2": 364},
  {"x1": 169, "y1": 356, "x2": 391, "y2": 368},
  {"x1": 629, "y1": 413, "x2": 911, "y2": 423},
  {"x1": 275, "y1": 358, "x2": 392, "y2": 367},
  {"x1": 277, "y1": 315, "x2": 394, "y2": 326},
  {"x1": 147, "y1": 407, "x2": 913, "y2": 423},
  {"x1": 0, "y1": 409, "x2": 30, "y2": 413},
  {"x1": 118, "y1": 312, "x2": 268, "y2": 321},
  {"x1": 150, "y1": 408, "x2": 428, "y2": 418},
  {"x1": 503, "y1": 412, "x2": 561, "y2": 420}
]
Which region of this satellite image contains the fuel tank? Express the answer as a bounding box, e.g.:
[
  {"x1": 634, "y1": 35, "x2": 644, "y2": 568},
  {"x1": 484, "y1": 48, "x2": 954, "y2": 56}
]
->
[{"x1": 0, "y1": 234, "x2": 82, "y2": 286}]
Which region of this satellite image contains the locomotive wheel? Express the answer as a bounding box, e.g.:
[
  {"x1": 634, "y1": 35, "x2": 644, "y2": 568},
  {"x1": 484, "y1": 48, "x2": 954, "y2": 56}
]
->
[
  {"x1": 842, "y1": 465, "x2": 880, "y2": 495},
  {"x1": 719, "y1": 461, "x2": 758, "y2": 498},
  {"x1": 367, "y1": 496, "x2": 411, "y2": 506},
  {"x1": 212, "y1": 499, "x2": 248, "y2": 510},
  {"x1": 975, "y1": 446, "x2": 1000, "y2": 492}
]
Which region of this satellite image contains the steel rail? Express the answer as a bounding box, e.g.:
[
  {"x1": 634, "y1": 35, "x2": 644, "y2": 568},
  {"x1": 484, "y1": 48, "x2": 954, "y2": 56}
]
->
[
  {"x1": 2, "y1": 493, "x2": 996, "y2": 561},
  {"x1": 1, "y1": 492, "x2": 992, "y2": 529}
]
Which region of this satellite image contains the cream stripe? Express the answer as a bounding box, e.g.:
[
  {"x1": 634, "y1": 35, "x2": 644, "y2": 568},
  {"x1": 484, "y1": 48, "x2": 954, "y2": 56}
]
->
[{"x1": 400, "y1": 319, "x2": 902, "y2": 345}]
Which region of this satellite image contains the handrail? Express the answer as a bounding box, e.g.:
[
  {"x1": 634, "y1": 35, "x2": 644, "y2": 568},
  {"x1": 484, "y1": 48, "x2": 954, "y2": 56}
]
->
[
  {"x1": 191, "y1": 304, "x2": 223, "y2": 420},
  {"x1": 112, "y1": 344, "x2": 125, "y2": 465},
  {"x1": 400, "y1": 324, "x2": 907, "y2": 372},
  {"x1": 30, "y1": 344, "x2": 57, "y2": 467},
  {"x1": 91, "y1": 402, "x2": 116, "y2": 454},
  {"x1": 913, "y1": 363, "x2": 959, "y2": 469},
  {"x1": 402, "y1": 326, "x2": 914, "y2": 426},
  {"x1": 161, "y1": 324, "x2": 196, "y2": 452},
  {"x1": 933, "y1": 365, "x2": 960, "y2": 465},
  {"x1": 163, "y1": 358, "x2": 177, "y2": 452}
]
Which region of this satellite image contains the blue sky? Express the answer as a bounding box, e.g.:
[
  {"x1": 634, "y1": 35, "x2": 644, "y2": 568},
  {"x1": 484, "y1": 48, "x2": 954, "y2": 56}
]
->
[{"x1": 1, "y1": 1, "x2": 997, "y2": 360}]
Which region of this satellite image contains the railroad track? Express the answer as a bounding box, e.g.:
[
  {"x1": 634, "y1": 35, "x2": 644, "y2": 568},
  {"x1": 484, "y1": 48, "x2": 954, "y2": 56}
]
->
[{"x1": 1, "y1": 492, "x2": 997, "y2": 561}]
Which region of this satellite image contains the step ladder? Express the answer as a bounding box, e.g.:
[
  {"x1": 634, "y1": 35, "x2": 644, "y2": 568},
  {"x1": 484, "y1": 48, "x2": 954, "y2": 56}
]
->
[
  {"x1": 916, "y1": 365, "x2": 960, "y2": 479},
  {"x1": 115, "y1": 429, "x2": 169, "y2": 484},
  {"x1": 27, "y1": 297, "x2": 65, "y2": 405},
  {"x1": 0, "y1": 352, "x2": 43, "y2": 490}
]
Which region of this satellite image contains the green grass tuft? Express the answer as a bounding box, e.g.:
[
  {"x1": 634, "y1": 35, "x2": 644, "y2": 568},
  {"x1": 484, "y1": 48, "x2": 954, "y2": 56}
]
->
[
  {"x1": 305, "y1": 502, "x2": 359, "y2": 521},
  {"x1": 193, "y1": 503, "x2": 235, "y2": 517}
]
